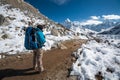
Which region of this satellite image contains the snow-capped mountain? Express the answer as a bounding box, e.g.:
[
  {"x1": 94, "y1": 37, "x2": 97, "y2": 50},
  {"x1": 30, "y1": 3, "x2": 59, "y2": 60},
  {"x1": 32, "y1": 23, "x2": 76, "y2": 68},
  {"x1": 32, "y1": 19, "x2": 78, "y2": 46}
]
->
[
  {"x1": 99, "y1": 24, "x2": 120, "y2": 35},
  {"x1": 64, "y1": 18, "x2": 96, "y2": 36},
  {"x1": 64, "y1": 15, "x2": 120, "y2": 32},
  {"x1": 83, "y1": 20, "x2": 119, "y2": 32},
  {"x1": 83, "y1": 20, "x2": 120, "y2": 32}
]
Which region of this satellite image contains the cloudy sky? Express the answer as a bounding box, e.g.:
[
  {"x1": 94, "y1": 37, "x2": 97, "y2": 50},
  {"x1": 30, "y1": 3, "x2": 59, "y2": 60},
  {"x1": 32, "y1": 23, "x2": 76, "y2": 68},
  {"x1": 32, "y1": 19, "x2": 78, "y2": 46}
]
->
[{"x1": 25, "y1": 0, "x2": 120, "y2": 23}]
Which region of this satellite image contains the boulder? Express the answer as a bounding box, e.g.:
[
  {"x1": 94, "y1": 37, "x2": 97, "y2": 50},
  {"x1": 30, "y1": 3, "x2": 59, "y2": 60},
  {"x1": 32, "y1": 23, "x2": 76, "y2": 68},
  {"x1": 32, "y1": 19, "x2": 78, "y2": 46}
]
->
[
  {"x1": 1, "y1": 33, "x2": 13, "y2": 39},
  {"x1": 0, "y1": 15, "x2": 5, "y2": 26},
  {"x1": 51, "y1": 27, "x2": 59, "y2": 36},
  {"x1": 57, "y1": 42, "x2": 67, "y2": 49}
]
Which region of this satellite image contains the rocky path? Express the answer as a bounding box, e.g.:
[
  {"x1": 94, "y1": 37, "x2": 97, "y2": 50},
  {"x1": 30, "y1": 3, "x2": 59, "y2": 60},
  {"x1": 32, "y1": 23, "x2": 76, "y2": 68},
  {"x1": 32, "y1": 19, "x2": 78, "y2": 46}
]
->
[{"x1": 0, "y1": 39, "x2": 87, "y2": 80}]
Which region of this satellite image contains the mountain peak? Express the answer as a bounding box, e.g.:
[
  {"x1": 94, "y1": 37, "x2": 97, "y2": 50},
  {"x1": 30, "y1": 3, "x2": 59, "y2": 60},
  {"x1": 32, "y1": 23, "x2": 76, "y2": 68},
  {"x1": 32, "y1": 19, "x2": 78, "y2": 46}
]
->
[{"x1": 65, "y1": 18, "x2": 71, "y2": 23}]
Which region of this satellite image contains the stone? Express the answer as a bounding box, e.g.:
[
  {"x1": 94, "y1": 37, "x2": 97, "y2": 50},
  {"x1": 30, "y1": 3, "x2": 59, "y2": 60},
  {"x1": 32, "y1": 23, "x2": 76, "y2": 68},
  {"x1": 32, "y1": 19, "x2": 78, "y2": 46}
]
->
[
  {"x1": 57, "y1": 43, "x2": 67, "y2": 49},
  {"x1": 51, "y1": 27, "x2": 59, "y2": 36},
  {"x1": 0, "y1": 14, "x2": 5, "y2": 26}
]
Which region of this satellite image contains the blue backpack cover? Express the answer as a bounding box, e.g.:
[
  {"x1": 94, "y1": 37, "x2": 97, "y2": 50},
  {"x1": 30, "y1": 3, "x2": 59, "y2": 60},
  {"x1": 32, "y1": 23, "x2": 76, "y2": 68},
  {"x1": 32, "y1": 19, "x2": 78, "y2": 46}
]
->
[
  {"x1": 35, "y1": 28, "x2": 46, "y2": 48},
  {"x1": 24, "y1": 27, "x2": 46, "y2": 50}
]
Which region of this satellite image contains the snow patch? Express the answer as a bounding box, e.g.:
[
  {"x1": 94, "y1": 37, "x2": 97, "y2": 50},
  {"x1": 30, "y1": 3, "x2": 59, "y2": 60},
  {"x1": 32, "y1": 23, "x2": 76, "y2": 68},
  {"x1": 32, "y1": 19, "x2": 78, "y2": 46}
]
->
[{"x1": 71, "y1": 40, "x2": 120, "y2": 80}]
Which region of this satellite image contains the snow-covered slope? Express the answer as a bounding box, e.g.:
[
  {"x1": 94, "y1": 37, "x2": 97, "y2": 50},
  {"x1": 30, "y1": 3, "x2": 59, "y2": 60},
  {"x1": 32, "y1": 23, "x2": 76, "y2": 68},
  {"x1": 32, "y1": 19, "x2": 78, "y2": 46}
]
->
[
  {"x1": 71, "y1": 39, "x2": 120, "y2": 80},
  {"x1": 99, "y1": 24, "x2": 120, "y2": 35},
  {"x1": 0, "y1": 4, "x2": 73, "y2": 55},
  {"x1": 0, "y1": 4, "x2": 31, "y2": 54}
]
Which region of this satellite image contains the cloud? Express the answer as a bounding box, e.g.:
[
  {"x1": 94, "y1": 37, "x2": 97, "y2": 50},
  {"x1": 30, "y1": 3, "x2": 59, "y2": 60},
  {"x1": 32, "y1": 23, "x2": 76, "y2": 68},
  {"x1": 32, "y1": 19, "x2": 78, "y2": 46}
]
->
[
  {"x1": 102, "y1": 14, "x2": 120, "y2": 20},
  {"x1": 80, "y1": 16, "x2": 102, "y2": 25},
  {"x1": 80, "y1": 20, "x2": 103, "y2": 26},
  {"x1": 50, "y1": 0, "x2": 70, "y2": 5},
  {"x1": 90, "y1": 16, "x2": 100, "y2": 20}
]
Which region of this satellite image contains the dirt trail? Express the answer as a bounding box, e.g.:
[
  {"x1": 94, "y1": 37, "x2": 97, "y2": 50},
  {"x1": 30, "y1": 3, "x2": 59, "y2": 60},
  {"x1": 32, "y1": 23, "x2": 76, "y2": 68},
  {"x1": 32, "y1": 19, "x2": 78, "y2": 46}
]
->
[{"x1": 0, "y1": 39, "x2": 86, "y2": 80}]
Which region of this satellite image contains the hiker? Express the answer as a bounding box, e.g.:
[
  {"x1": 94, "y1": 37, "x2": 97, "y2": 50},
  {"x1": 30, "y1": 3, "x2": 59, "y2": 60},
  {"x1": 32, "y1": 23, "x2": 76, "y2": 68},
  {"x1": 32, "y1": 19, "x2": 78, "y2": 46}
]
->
[
  {"x1": 24, "y1": 23, "x2": 46, "y2": 72},
  {"x1": 33, "y1": 24, "x2": 46, "y2": 72}
]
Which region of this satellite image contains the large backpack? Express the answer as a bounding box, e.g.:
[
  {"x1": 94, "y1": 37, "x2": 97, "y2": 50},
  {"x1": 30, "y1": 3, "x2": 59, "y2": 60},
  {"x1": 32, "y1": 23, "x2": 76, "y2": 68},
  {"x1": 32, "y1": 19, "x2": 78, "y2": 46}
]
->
[{"x1": 24, "y1": 27, "x2": 46, "y2": 50}]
